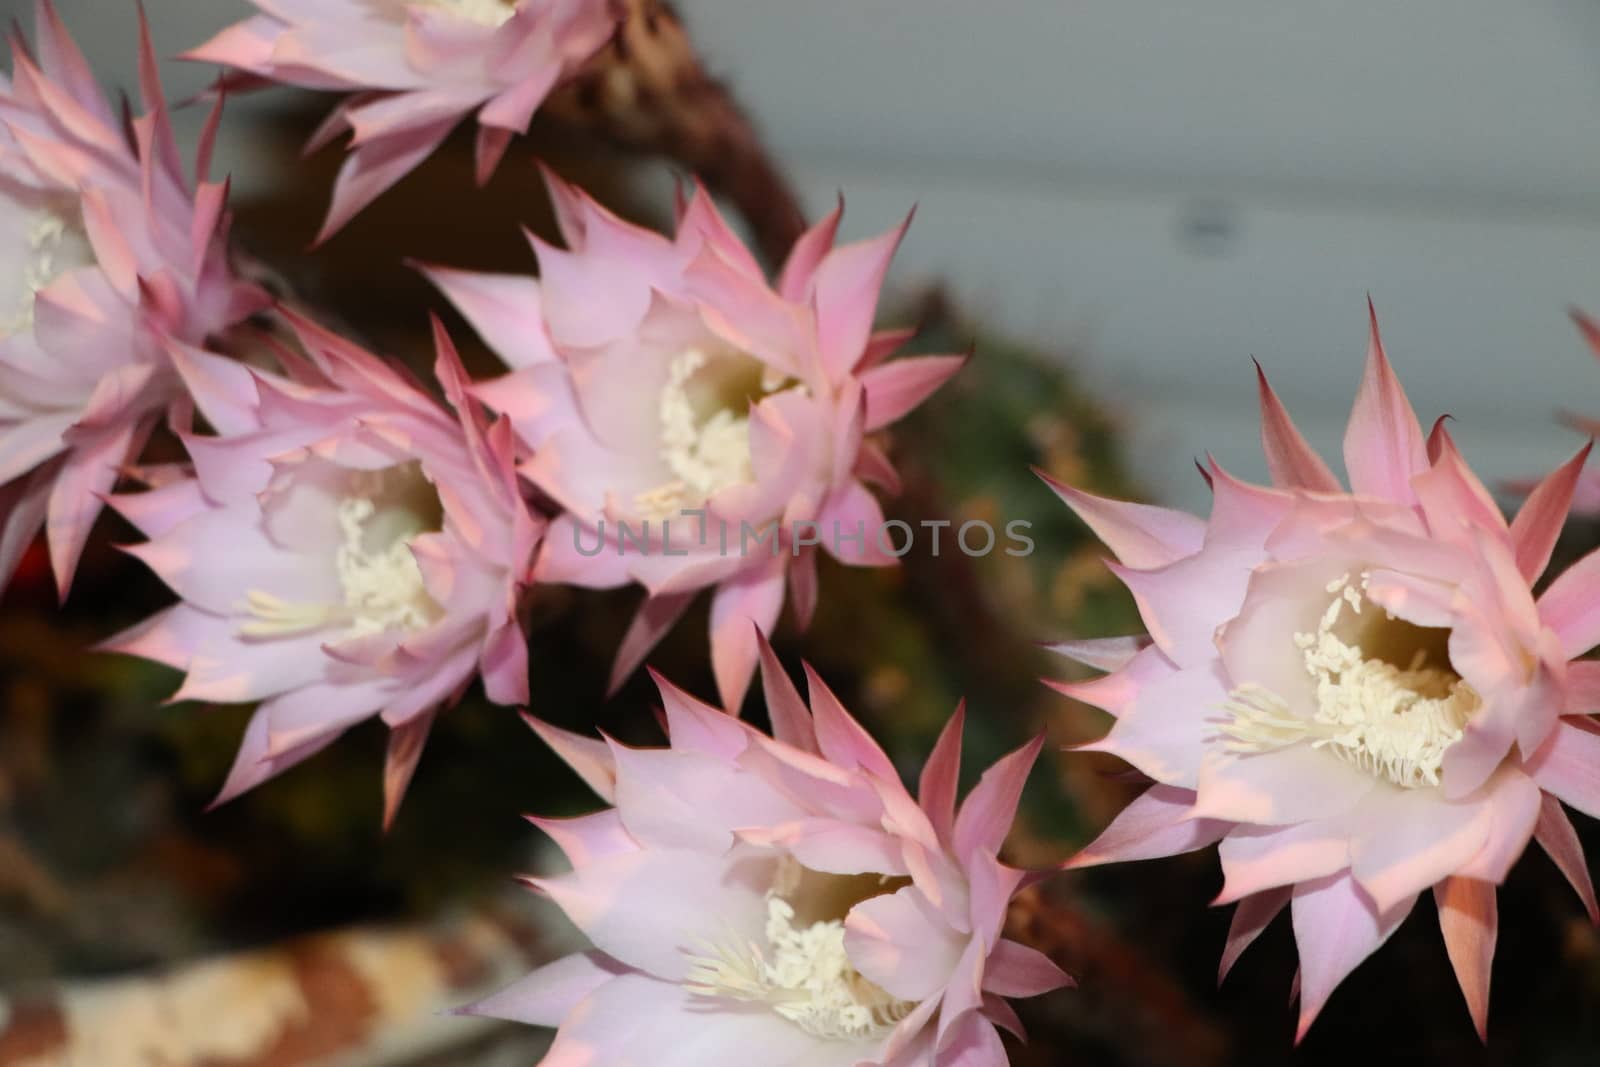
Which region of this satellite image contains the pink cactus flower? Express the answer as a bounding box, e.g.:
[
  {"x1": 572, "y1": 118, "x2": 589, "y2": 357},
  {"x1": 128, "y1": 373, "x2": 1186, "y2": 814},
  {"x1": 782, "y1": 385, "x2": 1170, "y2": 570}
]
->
[
  {"x1": 1049, "y1": 303, "x2": 1600, "y2": 1041},
  {"x1": 0, "y1": 2, "x2": 266, "y2": 597},
  {"x1": 106, "y1": 312, "x2": 542, "y2": 824},
  {"x1": 472, "y1": 641, "x2": 1069, "y2": 1064},
  {"x1": 425, "y1": 174, "x2": 965, "y2": 711},
  {"x1": 186, "y1": 0, "x2": 620, "y2": 240}
]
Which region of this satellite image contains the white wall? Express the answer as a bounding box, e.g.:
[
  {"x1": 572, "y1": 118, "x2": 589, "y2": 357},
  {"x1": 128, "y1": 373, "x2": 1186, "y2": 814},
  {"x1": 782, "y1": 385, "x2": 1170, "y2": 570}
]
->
[{"x1": 42, "y1": 0, "x2": 1600, "y2": 508}]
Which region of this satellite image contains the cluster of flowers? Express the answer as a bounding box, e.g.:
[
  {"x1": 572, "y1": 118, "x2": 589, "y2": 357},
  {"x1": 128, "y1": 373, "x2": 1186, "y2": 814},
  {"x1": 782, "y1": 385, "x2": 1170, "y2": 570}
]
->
[{"x1": 5, "y1": 1, "x2": 1600, "y2": 1060}]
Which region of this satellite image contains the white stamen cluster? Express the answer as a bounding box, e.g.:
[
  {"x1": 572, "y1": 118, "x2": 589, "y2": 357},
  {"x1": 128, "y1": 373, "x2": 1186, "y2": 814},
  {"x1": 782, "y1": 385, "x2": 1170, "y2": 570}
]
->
[
  {"x1": 2, "y1": 207, "x2": 93, "y2": 337},
  {"x1": 635, "y1": 348, "x2": 766, "y2": 519},
  {"x1": 409, "y1": 0, "x2": 519, "y2": 27},
  {"x1": 239, "y1": 466, "x2": 443, "y2": 640},
  {"x1": 683, "y1": 858, "x2": 914, "y2": 1041},
  {"x1": 334, "y1": 495, "x2": 439, "y2": 637},
  {"x1": 1221, "y1": 573, "x2": 1479, "y2": 789}
]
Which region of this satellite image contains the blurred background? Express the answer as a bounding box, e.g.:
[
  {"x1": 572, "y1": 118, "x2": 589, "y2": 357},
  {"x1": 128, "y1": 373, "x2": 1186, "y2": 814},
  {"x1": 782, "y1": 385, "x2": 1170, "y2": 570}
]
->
[{"x1": 2, "y1": 2, "x2": 1599, "y2": 1065}]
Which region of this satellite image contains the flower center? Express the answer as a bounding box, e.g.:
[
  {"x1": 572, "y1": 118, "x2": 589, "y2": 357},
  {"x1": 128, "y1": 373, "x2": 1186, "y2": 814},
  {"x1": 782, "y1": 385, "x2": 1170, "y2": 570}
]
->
[
  {"x1": 406, "y1": 0, "x2": 519, "y2": 27},
  {"x1": 634, "y1": 348, "x2": 794, "y2": 519},
  {"x1": 240, "y1": 463, "x2": 445, "y2": 641},
  {"x1": 1221, "y1": 572, "x2": 1479, "y2": 789},
  {"x1": 683, "y1": 857, "x2": 914, "y2": 1041},
  {"x1": 1, "y1": 203, "x2": 93, "y2": 338}
]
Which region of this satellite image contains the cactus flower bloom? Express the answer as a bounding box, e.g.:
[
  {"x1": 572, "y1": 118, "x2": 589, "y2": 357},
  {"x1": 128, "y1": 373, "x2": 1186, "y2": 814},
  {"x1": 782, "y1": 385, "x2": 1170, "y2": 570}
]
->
[
  {"x1": 0, "y1": 2, "x2": 266, "y2": 596},
  {"x1": 1050, "y1": 305, "x2": 1600, "y2": 1040},
  {"x1": 474, "y1": 642, "x2": 1069, "y2": 1064},
  {"x1": 108, "y1": 313, "x2": 542, "y2": 823},
  {"x1": 187, "y1": 0, "x2": 619, "y2": 239},
  {"x1": 426, "y1": 175, "x2": 965, "y2": 710}
]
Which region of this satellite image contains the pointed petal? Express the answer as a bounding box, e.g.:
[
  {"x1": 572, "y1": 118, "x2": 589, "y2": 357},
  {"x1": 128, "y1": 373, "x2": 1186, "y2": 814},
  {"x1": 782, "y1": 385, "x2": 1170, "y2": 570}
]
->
[
  {"x1": 1065, "y1": 784, "x2": 1228, "y2": 869},
  {"x1": 317, "y1": 116, "x2": 459, "y2": 242},
  {"x1": 813, "y1": 214, "x2": 910, "y2": 380},
  {"x1": 418, "y1": 266, "x2": 554, "y2": 370},
  {"x1": 918, "y1": 701, "x2": 965, "y2": 845},
  {"x1": 0, "y1": 463, "x2": 53, "y2": 595},
  {"x1": 756, "y1": 631, "x2": 818, "y2": 753},
  {"x1": 1434, "y1": 877, "x2": 1497, "y2": 1041},
  {"x1": 1414, "y1": 419, "x2": 1506, "y2": 541},
  {"x1": 33, "y1": 0, "x2": 115, "y2": 125},
  {"x1": 607, "y1": 591, "x2": 695, "y2": 696},
  {"x1": 1219, "y1": 886, "x2": 1291, "y2": 984},
  {"x1": 710, "y1": 559, "x2": 787, "y2": 712},
  {"x1": 1256, "y1": 361, "x2": 1340, "y2": 492},
  {"x1": 860, "y1": 355, "x2": 966, "y2": 432},
  {"x1": 382, "y1": 712, "x2": 434, "y2": 830},
  {"x1": 981, "y1": 993, "x2": 1027, "y2": 1041},
  {"x1": 47, "y1": 422, "x2": 142, "y2": 598},
  {"x1": 1509, "y1": 442, "x2": 1592, "y2": 583},
  {"x1": 1291, "y1": 872, "x2": 1416, "y2": 1042},
  {"x1": 473, "y1": 123, "x2": 513, "y2": 186},
  {"x1": 1043, "y1": 634, "x2": 1149, "y2": 673},
  {"x1": 953, "y1": 734, "x2": 1044, "y2": 861},
  {"x1": 213, "y1": 706, "x2": 340, "y2": 807},
  {"x1": 935, "y1": 1010, "x2": 1006, "y2": 1067},
  {"x1": 1527, "y1": 718, "x2": 1600, "y2": 820},
  {"x1": 1538, "y1": 545, "x2": 1600, "y2": 658},
  {"x1": 804, "y1": 663, "x2": 898, "y2": 780},
  {"x1": 1342, "y1": 302, "x2": 1428, "y2": 504},
  {"x1": 1534, "y1": 794, "x2": 1599, "y2": 923},
  {"x1": 788, "y1": 544, "x2": 818, "y2": 630},
  {"x1": 982, "y1": 938, "x2": 1073, "y2": 998},
  {"x1": 776, "y1": 196, "x2": 842, "y2": 301},
  {"x1": 523, "y1": 713, "x2": 618, "y2": 802},
  {"x1": 167, "y1": 340, "x2": 262, "y2": 436},
  {"x1": 460, "y1": 951, "x2": 628, "y2": 1025},
  {"x1": 1037, "y1": 470, "x2": 1204, "y2": 569}
]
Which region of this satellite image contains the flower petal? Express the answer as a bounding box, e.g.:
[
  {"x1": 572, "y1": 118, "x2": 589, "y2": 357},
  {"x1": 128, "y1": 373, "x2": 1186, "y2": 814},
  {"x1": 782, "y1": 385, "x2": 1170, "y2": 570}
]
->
[
  {"x1": 1434, "y1": 877, "x2": 1497, "y2": 1042},
  {"x1": 1066, "y1": 784, "x2": 1228, "y2": 870},
  {"x1": 1255, "y1": 360, "x2": 1340, "y2": 492},
  {"x1": 1341, "y1": 302, "x2": 1427, "y2": 504},
  {"x1": 1038, "y1": 471, "x2": 1205, "y2": 570},
  {"x1": 1291, "y1": 871, "x2": 1416, "y2": 1042},
  {"x1": 1508, "y1": 442, "x2": 1592, "y2": 583}
]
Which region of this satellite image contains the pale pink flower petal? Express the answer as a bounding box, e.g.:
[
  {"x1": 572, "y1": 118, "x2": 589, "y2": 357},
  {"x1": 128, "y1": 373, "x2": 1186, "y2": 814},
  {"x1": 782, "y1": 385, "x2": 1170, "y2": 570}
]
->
[
  {"x1": 1341, "y1": 301, "x2": 1428, "y2": 503},
  {"x1": 1039, "y1": 471, "x2": 1206, "y2": 570},
  {"x1": 1291, "y1": 872, "x2": 1416, "y2": 1041},
  {"x1": 188, "y1": 0, "x2": 620, "y2": 236},
  {"x1": 487, "y1": 662, "x2": 1066, "y2": 1063},
  {"x1": 460, "y1": 951, "x2": 627, "y2": 1027},
  {"x1": 1218, "y1": 886, "x2": 1291, "y2": 984},
  {"x1": 1216, "y1": 820, "x2": 1351, "y2": 904},
  {"x1": 917, "y1": 702, "x2": 966, "y2": 845},
  {"x1": 114, "y1": 316, "x2": 544, "y2": 815},
  {"x1": 1508, "y1": 441, "x2": 1591, "y2": 583},
  {"x1": 1067, "y1": 784, "x2": 1229, "y2": 870},
  {"x1": 1043, "y1": 634, "x2": 1149, "y2": 672},
  {"x1": 0, "y1": 3, "x2": 266, "y2": 597},
  {"x1": 1049, "y1": 306, "x2": 1600, "y2": 1039},
  {"x1": 1255, "y1": 361, "x2": 1340, "y2": 492},
  {"x1": 432, "y1": 173, "x2": 960, "y2": 707},
  {"x1": 1532, "y1": 795, "x2": 1599, "y2": 922},
  {"x1": 1527, "y1": 718, "x2": 1600, "y2": 819}
]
